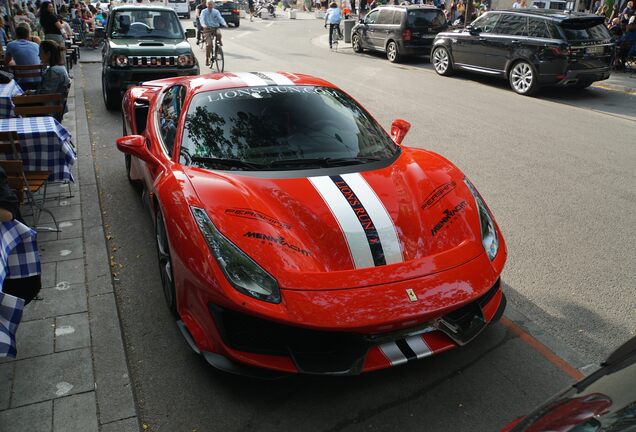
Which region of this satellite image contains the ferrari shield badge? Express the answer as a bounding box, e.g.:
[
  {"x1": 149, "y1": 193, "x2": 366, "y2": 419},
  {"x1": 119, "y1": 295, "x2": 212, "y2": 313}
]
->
[{"x1": 406, "y1": 289, "x2": 418, "y2": 302}]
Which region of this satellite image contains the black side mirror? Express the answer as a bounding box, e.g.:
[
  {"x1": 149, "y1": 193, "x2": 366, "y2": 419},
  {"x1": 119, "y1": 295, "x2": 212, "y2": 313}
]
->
[
  {"x1": 185, "y1": 28, "x2": 196, "y2": 38},
  {"x1": 466, "y1": 25, "x2": 479, "y2": 35},
  {"x1": 358, "y1": 18, "x2": 364, "y2": 24}
]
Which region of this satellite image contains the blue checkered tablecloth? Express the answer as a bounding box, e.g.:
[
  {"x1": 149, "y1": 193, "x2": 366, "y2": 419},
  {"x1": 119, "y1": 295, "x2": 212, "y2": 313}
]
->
[
  {"x1": 0, "y1": 116, "x2": 76, "y2": 182},
  {"x1": 0, "y1": 220, "x2": 40, "y2": 358},
  {"x1": 0, "y1": 80, "x2": 24, "y2": 119}
]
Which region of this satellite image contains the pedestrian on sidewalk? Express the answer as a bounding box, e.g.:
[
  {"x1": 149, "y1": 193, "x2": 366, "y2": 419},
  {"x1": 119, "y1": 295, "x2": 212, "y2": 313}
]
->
[{"x1": 39, "y1": 1, "x2": 65, "y2": 44}]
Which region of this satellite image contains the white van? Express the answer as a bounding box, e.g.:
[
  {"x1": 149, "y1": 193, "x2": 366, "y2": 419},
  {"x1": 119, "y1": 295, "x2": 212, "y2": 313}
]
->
[{"x1": 167, "y1": 0, "x2": 190, "y2": 18}]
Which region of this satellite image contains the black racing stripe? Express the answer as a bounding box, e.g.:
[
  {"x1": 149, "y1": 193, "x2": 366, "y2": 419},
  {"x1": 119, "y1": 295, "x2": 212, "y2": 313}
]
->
[
  {"x1": 395, "y1": 339, "x2": 418, "y2": 362},
  {"x1": 250, "y1": 72, "x2": 276, "y2": 86},
  {"x1": 329, "y1": 175, "x2": 386, "y2": 266}
]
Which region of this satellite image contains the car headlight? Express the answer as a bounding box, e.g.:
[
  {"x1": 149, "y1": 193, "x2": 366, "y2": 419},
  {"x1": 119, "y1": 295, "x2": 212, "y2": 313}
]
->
[
  {"x1": 191, "y1": 207, "x2": 281, "y2": 303},
  {"x1": 112, "y1": 54, "x2": 128, "y2": 67},
  {"x1": 177, "y1": 54, "x2": 194, "y2": 67},
  {"x1": 464, "y1": 178, "x2": 499, "y2": 261}
]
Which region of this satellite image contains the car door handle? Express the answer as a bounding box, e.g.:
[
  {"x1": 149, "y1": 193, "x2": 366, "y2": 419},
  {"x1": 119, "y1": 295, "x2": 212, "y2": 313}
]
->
[
  {"x1": 511, "y1": 40, "x2": 521, "y2": 45},
  {"x1": 479, "y1": 37, "x2": 486, "y2": 41}
]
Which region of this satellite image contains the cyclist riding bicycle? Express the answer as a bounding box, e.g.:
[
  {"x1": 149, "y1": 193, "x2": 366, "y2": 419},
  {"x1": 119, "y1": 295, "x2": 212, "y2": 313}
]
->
[
  {"x1": 195, "y1": 0, "x2": 207, "y2": 45},
  {"x1": 200, "y1": 0, "x2": 227, "y2": 66},
  {"x1": 324, "y1": 2, "x2": 342, "y2": 49}
]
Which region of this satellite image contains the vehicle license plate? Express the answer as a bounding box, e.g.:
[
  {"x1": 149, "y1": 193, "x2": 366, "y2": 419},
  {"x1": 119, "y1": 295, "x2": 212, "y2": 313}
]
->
[
  {"x1": 221, "y1": 11, "x2": 231, "y2": 14},
  {"x1": 586, "y1": 46, "x2": 604, "y2": 55}
]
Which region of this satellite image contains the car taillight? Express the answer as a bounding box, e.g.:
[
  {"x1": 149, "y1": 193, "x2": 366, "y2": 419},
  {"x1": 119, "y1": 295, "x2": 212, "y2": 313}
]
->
[
  {"x1": 550, "y1": 45, "x2": 571, "y2": 57},
  {"x1": 232, "y1": 9, "x2": 239, "y2": 12},
  {"x1": 402, "y1": 29, "x2": 412, "y2": 41}
]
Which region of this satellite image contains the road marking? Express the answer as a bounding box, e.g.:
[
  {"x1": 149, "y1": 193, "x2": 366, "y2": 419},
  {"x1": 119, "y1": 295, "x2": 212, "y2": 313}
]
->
[
  {"x1": 267, "y1": 22, "x2": 275, "y2": 27},
  {"x1": 235, "y1": 31, "x2": 250, "y2": 38},
  {"x1": 501, "y1": 317, "x2": 584, "y2": 380}
]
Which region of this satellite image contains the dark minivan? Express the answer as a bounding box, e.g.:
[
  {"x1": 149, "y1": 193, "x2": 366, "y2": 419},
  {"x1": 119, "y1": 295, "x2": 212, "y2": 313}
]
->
[
  {"x1": 431, "y1": 10, "x2": 614, "y2": 95},
  {"x1": 352, "y1": 5, "x2": 447, "y2": 63}
]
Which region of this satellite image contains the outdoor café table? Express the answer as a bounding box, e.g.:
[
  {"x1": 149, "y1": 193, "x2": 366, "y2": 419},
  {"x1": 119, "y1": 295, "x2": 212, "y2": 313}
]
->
[
  {"x1": 0, "y1": 80, "x2": 24, "y2": 119},
  {"x1": 0, "y1": 220, "x2": 40, "y2": 358},
  {"x1": 0, "y1": 116, "x2": 76, "y2": 182}
]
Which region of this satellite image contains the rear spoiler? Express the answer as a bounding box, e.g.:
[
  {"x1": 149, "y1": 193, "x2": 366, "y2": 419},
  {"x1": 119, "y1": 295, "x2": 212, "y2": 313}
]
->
[{"x1": 560, "y1": 15, "x2": 605, "y2": 28}]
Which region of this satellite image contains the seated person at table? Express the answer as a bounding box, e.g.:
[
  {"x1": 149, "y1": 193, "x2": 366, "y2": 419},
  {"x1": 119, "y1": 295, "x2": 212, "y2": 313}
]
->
[
  {"x1": 32, "y1": 40, "x2": 71, "y2": 96},
  {"x1": 4, "y1": 25, "x2": 42, "y2": 87},
  {"x1": 0, "y1": 166, "x2": 41, "y2": 305}
]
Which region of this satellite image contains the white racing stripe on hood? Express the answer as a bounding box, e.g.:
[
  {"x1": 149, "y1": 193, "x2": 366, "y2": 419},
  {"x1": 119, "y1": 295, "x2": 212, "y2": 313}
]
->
[
  {"x1": 309, "y1": 176, "x2": 375, "y2": 269},
  {"x1": 262, "y1": 72, "x2": 295, "y2": 85},
  {"x1": 232, "y1": 71, "x2": 268, "y2": 87},
  {"x1": 340, "y1": 173, "x2": 403, "y2": 265}
]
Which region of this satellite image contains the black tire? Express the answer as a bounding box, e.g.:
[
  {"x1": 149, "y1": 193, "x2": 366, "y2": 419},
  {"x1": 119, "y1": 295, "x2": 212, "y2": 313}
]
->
[
  {"x1": 102, "y1": 75, "x2": 120, "y2": 111},
  {"x1": 432, "y1": 46, "x2": 453, "y2": 76},
  {"x1": 214, "y1": 46, "x2": 225, "y2": 73},
  {"x1": 574, "y1": 80, "x2": 593, "y2": 89},
  {"x1": 508, "y1": 60, "x2": 538, "y2": 96},
  {"x1": 352, "y1": 33, "x2": 363, "y2": 53},
  {"x1": 386, "y1": 40, "x2": 401, "y2": 63},
  {"x1": 235, "y1": 20, "x2": 240, "y2": 27},
  {"x1": 156, "y1": 211, "x2": 178, "y2": 317}
]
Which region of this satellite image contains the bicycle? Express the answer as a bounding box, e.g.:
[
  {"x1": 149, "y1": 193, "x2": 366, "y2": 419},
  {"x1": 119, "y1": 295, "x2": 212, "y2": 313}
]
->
[
  {"x1": 202, "y1": 27, "x2": 225, "y2": 73},
  {"x1": 328, "y1": 23, "x2": 342, "y2": 51}
]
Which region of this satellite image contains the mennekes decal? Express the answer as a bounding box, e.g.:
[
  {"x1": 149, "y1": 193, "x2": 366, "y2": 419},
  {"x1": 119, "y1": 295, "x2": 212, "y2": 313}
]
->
[
  {"x1": 330, "y1": 175, "x2": 386, "y2": 266},
  {"x1": 225, "y1": 208, "x2": 291, "y2": 230},
  {"x1": 243, "y1": 232, "x2": 311, "y2": 257},
  {"x1": 422, "y1": 181, "x2": 456, "y2": 210},
  {"x1": 431, "y1": 201, "x2": 468, "y2": 236}
]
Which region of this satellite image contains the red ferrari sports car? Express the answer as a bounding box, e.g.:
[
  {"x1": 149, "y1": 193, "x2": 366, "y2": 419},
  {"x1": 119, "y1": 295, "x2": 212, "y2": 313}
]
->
[{"x1": 116, "y1": 71, "x2": 507, "y2": 376}]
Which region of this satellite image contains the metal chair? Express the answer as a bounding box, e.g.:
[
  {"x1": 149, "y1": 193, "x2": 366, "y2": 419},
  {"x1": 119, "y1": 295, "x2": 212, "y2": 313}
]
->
[{"x1": 0, "y1": 132, "x2": 58, "y2": 232}]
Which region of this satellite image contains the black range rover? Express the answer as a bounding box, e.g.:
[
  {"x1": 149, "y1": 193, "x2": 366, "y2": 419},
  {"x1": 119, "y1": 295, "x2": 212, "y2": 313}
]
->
[{"x1": 431, "y1": 10, "x2": 614, "y2": 95}]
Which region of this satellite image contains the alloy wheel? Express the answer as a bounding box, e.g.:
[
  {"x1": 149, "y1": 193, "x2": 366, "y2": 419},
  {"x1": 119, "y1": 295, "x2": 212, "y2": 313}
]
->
[
  {"x1": 433, "y1": 48, "x2": 449, "y2": 75},
  {"x1": 510, "y1": 62, "x2": 535, "y2": 95},
  {"x1": 352, "y1": 34, "x2": 362, "y2": 53},
  {"x1": 387, "y1": 41, "x2": 398, "y2": 63}
]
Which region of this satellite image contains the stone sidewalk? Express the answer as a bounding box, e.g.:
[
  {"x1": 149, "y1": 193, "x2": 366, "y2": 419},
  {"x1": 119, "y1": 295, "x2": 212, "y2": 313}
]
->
[{"x1": 0, "y1": 63, "x2": 139, "y2": 432}]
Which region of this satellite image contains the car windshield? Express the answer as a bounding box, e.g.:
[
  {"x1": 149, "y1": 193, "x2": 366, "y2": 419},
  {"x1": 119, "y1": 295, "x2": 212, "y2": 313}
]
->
[
  {"x1": 407, "y1": 9, "x2": 446, "y2": 28},
  {"x1": 559, "y1": 21, "x2": 610, "y2": 41},
  {"x1": 180, "y1": 86, "x2": 399, "y2": 170},
  {"x1": 109, "y1": 10, "x2": 182, "y2": 39}
]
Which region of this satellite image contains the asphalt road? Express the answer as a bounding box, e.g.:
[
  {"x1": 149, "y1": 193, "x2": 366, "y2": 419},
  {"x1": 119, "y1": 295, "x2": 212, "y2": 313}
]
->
[{"x1": 82, "y1": 14, "x2": 635, "y2": 432}]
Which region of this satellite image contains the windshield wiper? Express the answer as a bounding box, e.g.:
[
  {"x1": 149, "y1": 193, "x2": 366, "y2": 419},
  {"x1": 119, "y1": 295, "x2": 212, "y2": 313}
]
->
[
  {"x1": 191, "y1": 156, "x2": 265, "y2": 170},
  {"x1": 267, "y1": 157, "x2": 383, "y2": 168}
]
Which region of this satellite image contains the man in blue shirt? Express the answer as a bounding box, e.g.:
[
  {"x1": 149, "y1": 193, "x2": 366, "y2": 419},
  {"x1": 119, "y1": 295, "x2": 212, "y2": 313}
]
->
[
  {"x1": 199, "y1": 0, "x2": 227, "y2": 65},
  {"x1": 4, "y1": 25, "x2": 42, "y2": 87}
]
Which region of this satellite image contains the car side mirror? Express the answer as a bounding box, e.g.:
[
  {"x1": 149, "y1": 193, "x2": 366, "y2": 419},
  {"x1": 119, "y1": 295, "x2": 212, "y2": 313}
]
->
[
  {"x1": 185, "y1": 28, "x2": 196, "y2": 38},
  {"x1": 390, "y1": 119, "x2": 411, "y2": 145},
  {"x1": 358, "y1": 18, "x2": 364, "y2": 23},
  {"x1": 116, "y1": 135, "x2": 160, "y2": 167},
  {"x1": 466, "y1": 25, "x2": 479, "y2": 35}
]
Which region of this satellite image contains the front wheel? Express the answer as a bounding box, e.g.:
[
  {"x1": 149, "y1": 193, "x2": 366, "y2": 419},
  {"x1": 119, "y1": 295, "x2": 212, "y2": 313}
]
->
[
  {"x1": 386, "y1": 40, "x2": 401, "y2": 63},
  {"x1": 352, "y1": 33, "x2": 363, "y2": 53},
  {"x1": 213, "y1": 45, "x2": 225, "y2": 72},
  {"x1": 432, "y1": 46, "x2": 453, "y2": 76},
  {"x1": 102, "y1": 75, "x2": 120, "y2": 111},
  {"x1": 156, "y1": 212, "x2": 178, "y2": 317},
  {"x1": 509, "y1": 61, "x2": 538, "y2": 96}
]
